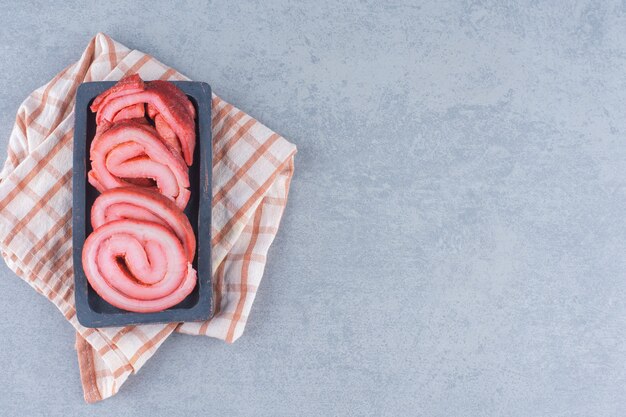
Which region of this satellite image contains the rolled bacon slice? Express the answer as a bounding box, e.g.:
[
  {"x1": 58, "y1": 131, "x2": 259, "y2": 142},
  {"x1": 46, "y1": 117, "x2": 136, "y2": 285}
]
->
[
  {"x1": 90, "y1": 74, "x2": 145, "y2": 113},
  {"x1": 154, "y1": 114, "x2": 181, "y2": 154},
  {"x1": 88, "y1": 119, "x2": 190, "y2": 209},
  {"x1": 82, "y1": 218, "x2": 197, "y2": 313},
  {"x1": 91, "y1": 187, "x2": 196, "y2": 262},
  {"x1": 112, "y1": 103, "x2": 145, "y2": 122},
  {"x1": 148, "y1": 80, "x2": 196, "y2": 119},
  {"x1": 93, "y1": 79, "x2": 196, "y2": 166}
]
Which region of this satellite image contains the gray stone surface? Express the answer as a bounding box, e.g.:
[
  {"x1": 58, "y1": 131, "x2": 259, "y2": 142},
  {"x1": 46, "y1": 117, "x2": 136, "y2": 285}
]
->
[{"x1": 0, "y1": 1, "x2": 625, "y2": 416}]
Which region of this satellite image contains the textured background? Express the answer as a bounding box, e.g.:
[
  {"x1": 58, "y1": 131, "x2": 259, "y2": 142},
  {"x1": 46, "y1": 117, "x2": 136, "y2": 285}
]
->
[{"x1": 0, "y1": 1, "x2": 625, "y2": 416}]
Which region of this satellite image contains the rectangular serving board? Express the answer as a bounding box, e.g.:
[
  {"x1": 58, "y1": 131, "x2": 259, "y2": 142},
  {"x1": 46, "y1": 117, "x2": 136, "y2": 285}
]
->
[{"x1": 72, "y1": 81, "x2": 212, "y2": 328}]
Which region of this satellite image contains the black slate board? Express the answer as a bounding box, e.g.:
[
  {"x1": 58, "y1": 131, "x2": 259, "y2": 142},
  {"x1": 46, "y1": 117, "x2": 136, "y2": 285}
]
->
[{"x1": 72, "y1": 81, "x2": 212, "y2": 328}]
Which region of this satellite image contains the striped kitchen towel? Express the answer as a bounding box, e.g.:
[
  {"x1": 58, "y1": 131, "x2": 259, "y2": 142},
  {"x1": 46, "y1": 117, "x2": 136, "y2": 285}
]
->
[{"x1": 0, "y1": 33, "x2": 296, "y2": 402}]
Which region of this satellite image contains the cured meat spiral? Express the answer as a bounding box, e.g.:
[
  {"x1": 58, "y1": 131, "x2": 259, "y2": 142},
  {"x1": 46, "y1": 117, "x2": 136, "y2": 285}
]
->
[
  {"x1": 113, "y1": 103, "x2": 145, "y2": 122},
  {"x1": 91, "y1": 75, "x2": 196, "y2": 165},
  {"x1": 90, "y1": 74, "x2": 145, "y2": 111},
  {"x1": 82, "y1": 188, "x2": 197, "y2": 313},
  {"x1": 82, "y1": 76, "x2": 199, "y2": 314},
  {"x1": 88, "y1": 119, "x2": 191, "y2": 209},
  {"x1": 90, "y1": 187, "x2": 196, "y2": 262}
]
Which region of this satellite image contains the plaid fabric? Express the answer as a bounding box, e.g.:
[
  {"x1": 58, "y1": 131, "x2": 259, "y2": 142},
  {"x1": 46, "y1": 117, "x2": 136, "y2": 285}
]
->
[{"x1": 0, "y1": 33, "x2": 296, "y2": 402}]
